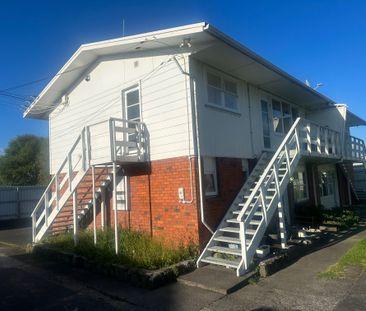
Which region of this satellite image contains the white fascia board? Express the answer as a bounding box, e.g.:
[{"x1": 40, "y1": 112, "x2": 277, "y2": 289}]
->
[
  {"x1": 23, "y1": 22, "x2": 207, "y2": 118},
  {"x1": 204, "y1": 24, "x2": 337, "y2": 109}
]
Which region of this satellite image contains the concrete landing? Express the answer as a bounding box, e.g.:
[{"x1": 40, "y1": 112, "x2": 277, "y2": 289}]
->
[{"x1": 177, "y1": 264, "x2": 256, "y2": 295}]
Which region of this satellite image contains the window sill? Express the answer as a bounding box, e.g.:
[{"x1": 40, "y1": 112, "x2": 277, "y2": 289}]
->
[{"x1": 205, "y1": 104, "x2": 241, "y2": 116}]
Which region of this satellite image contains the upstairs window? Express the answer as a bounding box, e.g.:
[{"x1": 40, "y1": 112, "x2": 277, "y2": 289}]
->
[
  {"x1": 272, "y1": 100, "x2": 295, "y2": 134},
  {"x1": 272, "y1": 100, "x2": 283, "y2": 133},
  {"x1": 207, "y1": 71, "x2": 238, "y2": 112}
]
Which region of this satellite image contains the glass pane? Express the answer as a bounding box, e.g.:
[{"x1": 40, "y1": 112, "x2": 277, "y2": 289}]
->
[
  {"x1": 262, "y1": 112, "x2": 270, "y2": 136},
  {"x1": 224, "y1": 93, "x2": 238, "y2": 110},
  {"x1": 283, "y1": 117, "x2": 291, "y2": 133},
  {"x1": 208, "y1": 85, "x2": 221, "y2": 106},
  {"x1": 127, "y1": 105, "x2": 140, "y2": 120},
  {"x1": 282, "y1": 102, "x2": 291, "y2": 116},
  {"x1": 207, "y1": 73, "x2": 221, "y2": 88},
  {"x1": 204, "y1": 174, "x2": 216, "y2": 194},
  {"x1": 126, "y1": 89, "x2": 139, "y2": 107},
  {"x1": 272, "y1": 100, "x2": 283, "y2": 133},
  {"x1": 264, "y1": 136, "x2": 271, "y2": 149},
  {"x1": 261, "y1": 100, "x2": 269, "y2": 112},
  {"x1": 224, "y1": 79, "x2": 237, "y2": 94},
  {"x1": 292, "y1": 108, "x2": 299, "y2": 122},
  {"x1": 282, "y1": 102, "x2": 291, "y2": 132}
]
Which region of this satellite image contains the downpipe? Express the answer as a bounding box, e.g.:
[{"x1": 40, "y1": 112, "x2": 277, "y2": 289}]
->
[{"x1": 173, "y1": 56, "x2": 214, "y2": 234}]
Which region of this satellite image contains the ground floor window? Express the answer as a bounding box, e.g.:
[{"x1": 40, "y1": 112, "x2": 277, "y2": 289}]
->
[
  {"x1": 293, "y1": 170, "x2": 308, "y2": 202},
  {"x1": 203, "y1": 157, "x2": 218, "y2": 196}
]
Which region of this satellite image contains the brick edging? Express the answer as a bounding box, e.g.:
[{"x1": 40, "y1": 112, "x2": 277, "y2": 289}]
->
[{"x1": 32, "y1": 244, "x2": 196, "y2": 289}]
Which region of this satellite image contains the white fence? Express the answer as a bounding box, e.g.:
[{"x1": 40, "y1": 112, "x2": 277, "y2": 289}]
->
[{"x1": 0, "y1": 186, "x2": 45, "y2": 220}]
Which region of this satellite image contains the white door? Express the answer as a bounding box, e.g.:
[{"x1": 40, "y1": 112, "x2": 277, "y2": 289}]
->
[
  {"x1": 318, "y1": 165, "x2": 339, "y2": 209},
  {"x1": 122, "y1": 86, "x2": 141, "y2": 155}
]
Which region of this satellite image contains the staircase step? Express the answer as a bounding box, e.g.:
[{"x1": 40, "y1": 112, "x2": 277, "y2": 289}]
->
[
  {"x1": 200, "y1": 256, "x2": 240, "y2": 269},
  {"x1": 207, "y1": 246, "x2": 241, "y2": 256},
  {"x1": 245, "y1": 229, "x2": 256, "y2": 235},
  {"x1": 214, "y1": 236, "x2": 241, "y2": 244},
  {"x1": 232, "y1": 210, "x2": 262, "y2": 217},
  {"x1": 226, "y1": 218, "x2": 261, "y2": 226},
  {"x1": 219, "y1": 227, "x2": 239, "y2": 233}
]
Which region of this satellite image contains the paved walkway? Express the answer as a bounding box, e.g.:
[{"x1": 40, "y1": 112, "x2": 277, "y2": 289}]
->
[
  {"x1": 0, "y1": 226, "x2": 32, "y2": 245},
  {"x1": 0, "y1": 226, "x2": 365, "y2": 310}
]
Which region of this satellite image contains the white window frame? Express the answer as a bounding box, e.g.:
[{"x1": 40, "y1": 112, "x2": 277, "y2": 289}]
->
[
  {"x1": 121, "y1": 84, "x2": 142, "y2": 122},
  {"x1": 113, "y1": 175, "x2": 130, "y2": 211},
  {"x1": 261, "y1": 99, "x2": 271, "y2": 150},
  {"x1": 293, "y1": 169, "x2": 309, "y2": 202},
  {"x1": 203, "y1": 157, "x2": 218, "y2": 197},
  {"x1": 205, "y1": 68, "x2": 240, "y2": 113},
  {"x1": 271, "y1": 99, "x2": 294, "y2": 136}
]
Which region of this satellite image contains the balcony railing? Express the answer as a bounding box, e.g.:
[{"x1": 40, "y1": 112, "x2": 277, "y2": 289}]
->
[
  {"x1": 88, "y1": 118, "x2": 148, "y2": 165},
  {"x1": 344, "y1": 135, "x2": 366, "y2": 162}
]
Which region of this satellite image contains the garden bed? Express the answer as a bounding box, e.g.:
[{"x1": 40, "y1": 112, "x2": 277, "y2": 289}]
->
[{"x1": 33, "y1": 229, "x2": 197, "y2": 289}]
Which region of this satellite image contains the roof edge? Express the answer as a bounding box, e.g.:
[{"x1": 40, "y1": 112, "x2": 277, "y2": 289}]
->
[
  {"x1": 23, "y1": 22, "x2": 208, "y2": 119},
  {"x1": 204, "y1": 23, "x2": 336, "y2": 108}
]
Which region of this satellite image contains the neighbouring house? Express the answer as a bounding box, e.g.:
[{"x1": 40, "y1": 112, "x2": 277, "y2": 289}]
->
[{"x1": 25, "y1": 22, "x2": 366, "y2": 276}]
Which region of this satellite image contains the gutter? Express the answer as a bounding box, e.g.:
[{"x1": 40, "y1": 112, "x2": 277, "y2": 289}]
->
[{"x1": 203, "y1": 23, "x2": 337, "y2": 108}]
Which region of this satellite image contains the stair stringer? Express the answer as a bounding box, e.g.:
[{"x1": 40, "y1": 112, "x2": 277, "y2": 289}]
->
[
  {"x1": 237, "y1": 154, "x2": 302, "y2": 275},
  {"x1": 197, "y1": 152, "x2": 271, "y2": 267},
  {"x1": 339, "y1": 162, "x2": 359, "y2": 202},
  {"x1": 35, "y1": 168, "x2": 89, "y2": 242}
]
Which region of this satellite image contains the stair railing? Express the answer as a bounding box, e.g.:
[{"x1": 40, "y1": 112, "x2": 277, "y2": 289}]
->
[
  {"x1": 236, "y1": 118, "x2": 302, "y2": 273},
  {"x1": 31, "y1": 117, "x2": 148, "y2": 243},
  {"x1": 236, "y1": 118, "x2": 346, "y2": 274},
  {"x1": 31, "y1": 127, "x2": 90, "y2": 242}
]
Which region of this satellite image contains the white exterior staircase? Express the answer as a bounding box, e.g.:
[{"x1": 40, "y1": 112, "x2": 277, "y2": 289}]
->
[
  {"x1": 197, "y1": 117, "x2": 364, "y2": 276},
  {"x1": 31, "y1": 118, "x2": 147, "y2": 243}
]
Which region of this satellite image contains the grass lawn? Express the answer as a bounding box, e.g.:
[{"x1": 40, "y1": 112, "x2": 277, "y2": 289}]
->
[
  {"x1": 319, "y1": 238, "x2": 366, "y2": 279},
  {"x1": 44, "y1": 229, "x2": 198, "y2": 270}
]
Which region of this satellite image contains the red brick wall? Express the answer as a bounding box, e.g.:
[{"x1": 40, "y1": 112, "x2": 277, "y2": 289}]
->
[
  {"x1": 198, "y1": 158, "x2": 246, "y2": 247},
  {"x1": 78, "y1": 156, "x2": 249, "y2": 249},
  {"x1": 103, "y1": 156, "x2": 201, "y2": 246}
]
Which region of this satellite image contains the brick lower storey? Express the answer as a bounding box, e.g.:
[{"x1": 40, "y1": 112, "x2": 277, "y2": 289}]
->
[
  {"x1": 90, "y1": 156, "x2": 248, "y2": 248},
  {"x1": 70, "y1": 156, "x2": 355, "y2": 249}
]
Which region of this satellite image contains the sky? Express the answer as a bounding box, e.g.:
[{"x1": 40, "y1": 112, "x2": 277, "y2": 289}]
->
[{"x1": 1, "y1": 0, "x2": 366, "y2": 152}]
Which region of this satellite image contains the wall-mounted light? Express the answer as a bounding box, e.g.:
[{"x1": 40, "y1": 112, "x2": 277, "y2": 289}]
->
[{"x1": 85, "y1": 74, "x2": 91, "y2": 82}]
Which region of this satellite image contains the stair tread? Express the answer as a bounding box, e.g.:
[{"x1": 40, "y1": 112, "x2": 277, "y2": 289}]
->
[
  {"x1": 226, "y1": 218, "x2": 261, "y2": 225},
  {"x1": 232, "y1": 210, "x2": 262, "y2": 216},
  {"x1": 214, "y1": 236, "x2": 241, "y2": 244},
  {"x1": 207, "y1": 246, "x2": 241, "y2": 256},
  {"x1": 219, "y1": 227, "x2": 239, "y2": 233},
  {"x1": 200, "y1": 256, "x2": 240, "y2": 268}
]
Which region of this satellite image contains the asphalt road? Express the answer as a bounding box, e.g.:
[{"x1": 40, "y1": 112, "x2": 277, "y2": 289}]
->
[{"x1": 0, "y1": 224, "x2": 366, "y2": 310}]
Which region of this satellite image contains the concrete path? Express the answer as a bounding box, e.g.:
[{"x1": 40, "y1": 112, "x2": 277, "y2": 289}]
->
[
  {"x1": 0, "y1": 227, "x2": 365, "y2": 310},
  {"x1": 0, "y1": 226, "x2": 32, "y2": 245},
  {"x1": 204, "y1": 229, "x2": 366, "y2": 311}
]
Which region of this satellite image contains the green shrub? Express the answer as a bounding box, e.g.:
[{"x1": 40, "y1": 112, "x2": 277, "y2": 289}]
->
[
  {"x1": 321, "y1": 208, "x2": 359, "y2": 228},
  {"x1": 44, "y1": 228, "x2": 198, "y2": 270}
]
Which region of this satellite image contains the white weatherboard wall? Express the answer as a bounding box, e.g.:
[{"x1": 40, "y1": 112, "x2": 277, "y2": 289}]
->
[
  {"x1": 191, "y1": 59, "x2": 253, "y2": 159},
  {"x1": 49, "y1": 52, "x2": 193, "y2": 173},
  {"x1": 191, "y1": 58, "x2": 308, "y2": 159}
]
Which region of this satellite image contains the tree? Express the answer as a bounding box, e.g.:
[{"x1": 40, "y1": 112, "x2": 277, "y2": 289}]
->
[{"x1": 0, "y1": 135, "x2": 49, "y2": 186}]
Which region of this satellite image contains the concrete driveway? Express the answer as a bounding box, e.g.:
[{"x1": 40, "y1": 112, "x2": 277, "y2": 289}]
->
[{"x1": 0, "y1": 226, "x2": 32, "y2": 245}]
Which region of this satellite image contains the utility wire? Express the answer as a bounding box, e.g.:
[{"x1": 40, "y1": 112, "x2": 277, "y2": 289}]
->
[{"x1": 0, "y1": 65, "x2": 87, "y2": 93}]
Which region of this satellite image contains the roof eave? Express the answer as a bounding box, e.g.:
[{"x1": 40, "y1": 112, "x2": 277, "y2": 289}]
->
[{"x1": 204, "y1": 24, "x2": 336, "y2": 109}]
